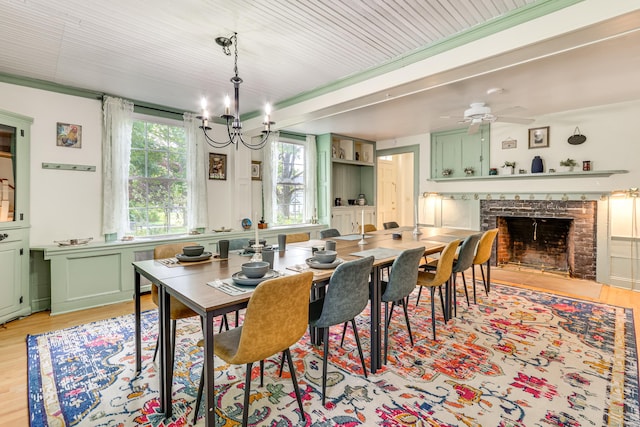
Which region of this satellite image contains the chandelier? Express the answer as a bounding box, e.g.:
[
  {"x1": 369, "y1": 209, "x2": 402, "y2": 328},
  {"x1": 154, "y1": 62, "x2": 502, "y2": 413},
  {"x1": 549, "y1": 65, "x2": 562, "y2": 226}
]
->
[{"x1": 198, "y1": 32, "x2": 274, "y2": 150}]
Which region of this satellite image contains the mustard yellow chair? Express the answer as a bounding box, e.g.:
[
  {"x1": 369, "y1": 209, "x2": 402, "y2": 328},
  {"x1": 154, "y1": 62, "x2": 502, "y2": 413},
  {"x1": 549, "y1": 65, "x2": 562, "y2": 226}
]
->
[
  {"x1": 471, "y1": 228, "x2": 499, "y2": 303},
  {"x1": 193, "y1": 272, "x2": 314, "y2": 426},
  {"x1": 286, "y1": 232, "x2": 311, "y2": 243},
  {"x1": 358, "y1": 223, "x2": 377, "y2": 233},
  {"x1": 416, "y1": 239, "x2": 461, "y2": 340},
  {"x1": 151, "y1": 242, "x2": 199, "y2": 362}
]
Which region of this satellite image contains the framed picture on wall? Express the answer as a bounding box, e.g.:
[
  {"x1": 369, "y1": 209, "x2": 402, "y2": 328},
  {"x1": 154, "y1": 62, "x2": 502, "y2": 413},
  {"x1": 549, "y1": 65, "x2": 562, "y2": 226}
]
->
[
  {"x1": 56, "y1": 122, "x2": 82, "y2": 148},
  {"x1": 251, "y1": 161, "x2": 262, "y2": 181},
  {"x1": 528, "y1": 126, "x2": 550, "y2": 148},
  {"x1": 209, "y1": 153, "x2": 227, "y2": 180}
]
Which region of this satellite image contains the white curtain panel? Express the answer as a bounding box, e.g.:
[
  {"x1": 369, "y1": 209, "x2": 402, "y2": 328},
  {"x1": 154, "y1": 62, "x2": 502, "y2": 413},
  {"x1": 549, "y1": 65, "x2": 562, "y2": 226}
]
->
[
  {"x1": 102, "y1": 96, "x2": 133, "y2": 237},
  {"x1": 304, "y1": 134, "x2": 317, "y2": 222},
  {"x1": 183, "y1": 113, "x2": 209, "y2": 230},
  {"x1": 261, "y1": 131, "x2": 279, "y2": 225}
]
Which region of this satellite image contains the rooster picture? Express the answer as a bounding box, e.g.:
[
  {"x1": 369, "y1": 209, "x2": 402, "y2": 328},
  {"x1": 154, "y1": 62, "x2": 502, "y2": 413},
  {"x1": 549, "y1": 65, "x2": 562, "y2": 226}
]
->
[{"x1": 57, "y1": 123, "x2": 81, "y2": 148}]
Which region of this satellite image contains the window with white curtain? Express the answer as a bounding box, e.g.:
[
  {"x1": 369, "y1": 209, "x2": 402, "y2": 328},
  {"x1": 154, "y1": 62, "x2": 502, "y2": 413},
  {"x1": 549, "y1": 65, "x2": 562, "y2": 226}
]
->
[
  {"x1": 273, "y1": 139, "x2": 306, "y2": 224},
  {"x1": 128, "y1": 117, "x2": 188, "y2": 236}
]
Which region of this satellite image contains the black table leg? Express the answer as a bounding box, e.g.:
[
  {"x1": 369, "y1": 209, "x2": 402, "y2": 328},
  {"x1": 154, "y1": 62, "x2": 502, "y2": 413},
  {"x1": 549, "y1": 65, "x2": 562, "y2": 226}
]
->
[
  {"x1": 159, "y1": 286, "x2": 173, "y2": 417},
  {"x1": 134, "y1": 271, "x2": 142, "y2": 374},
  {"x1": 203, "y1": 311, "x2": 216, "y2": 427},
  {"x1": 370, "y1": 267, "x2": 381, "y2": 373}
]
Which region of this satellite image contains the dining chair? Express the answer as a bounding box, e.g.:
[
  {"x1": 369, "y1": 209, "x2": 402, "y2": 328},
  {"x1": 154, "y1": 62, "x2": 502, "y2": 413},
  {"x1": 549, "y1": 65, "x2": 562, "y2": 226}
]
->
[
  {"x1": 151, "y1": 242, "x2": 199, "y2": 363},
  {"x1": 418, "y1": 234, "x2": 482, "y2": 315},
  {"x1": 309, "y1": 256, "x2": 375, "y2": 405},
  {"x1": 193, "y1": 272, "x2": 314, "y2": 426},
  {"x1": 286, "y1": 232, "x2": 311, "y2": 243},
  {"x1": 359, "y1": 223, "x2": 377, "y2": 233},
  {"x1": 416, "y1": 239, "x2": 461, "y2": 340},
  {"x1": 320, "y1": 228, "x2": 341, "y2": 239},
  {"x1": 383, "y1": 221, "x2": 399, "y2": 230},
  {"x1": 471, "y1": 228, "x2": 499, "y2": 303},
  {"x1": 379, "y1": 246, "x2": 425, "y2": 363}
]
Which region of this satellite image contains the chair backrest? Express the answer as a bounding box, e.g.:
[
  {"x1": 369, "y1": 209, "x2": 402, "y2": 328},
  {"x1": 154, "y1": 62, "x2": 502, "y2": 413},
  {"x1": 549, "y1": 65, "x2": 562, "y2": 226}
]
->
[
  {"x1": 453, "y1": 233, "x2": 482, "y2": 273},
  {"x1": 228, "y1": 238, "x2": 249, "y2": 251},
  {"x1": 473, "y1": 228, "x2": 499, "y2": 265},
  {"x1": 232, "y1": 272, "x2": 314, "y2": 364},
  {"x1": 381, "y1": 246, "x2": 425, "y2": 302},
  {"x1": 428, "y1": 239, "x2": 462, "y2": 287},
  {"x1": 359, "y1": 223, "x2": 377, "y2": 233},
  {"x1": 154, "y1": 242, "x2": 199, "y2": 259},
  {"x1": 383, "y1": 221, "x2": 399, "y2": 230},
  {"x1": 286, "y1": 232, "x2": 311, "y2": 243},
  {"x1": 320, "y1": 228, "x2": 341, "y2": 239},
  {"x1": 314, "y1": 256, "x2": 375, "y2": 329}
]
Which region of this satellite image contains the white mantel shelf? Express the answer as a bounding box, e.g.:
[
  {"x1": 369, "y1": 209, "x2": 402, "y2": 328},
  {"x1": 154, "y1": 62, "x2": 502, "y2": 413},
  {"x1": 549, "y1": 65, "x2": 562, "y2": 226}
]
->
[{"x1": 429, "y1": 169, "x2": 628, "y2": 182}]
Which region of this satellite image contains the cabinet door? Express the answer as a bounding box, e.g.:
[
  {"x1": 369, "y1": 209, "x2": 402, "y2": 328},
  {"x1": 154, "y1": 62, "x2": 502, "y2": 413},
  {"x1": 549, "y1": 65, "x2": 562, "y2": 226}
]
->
[
  {"x1": 431, "y1": 125, "x2": 489, "y2": 178},
  {"x1": 331, "y1": 209, "x2": 356, "y2": 235},
  {"x1": 0, "y1": 239, "x2": 22, "y2": 318}
]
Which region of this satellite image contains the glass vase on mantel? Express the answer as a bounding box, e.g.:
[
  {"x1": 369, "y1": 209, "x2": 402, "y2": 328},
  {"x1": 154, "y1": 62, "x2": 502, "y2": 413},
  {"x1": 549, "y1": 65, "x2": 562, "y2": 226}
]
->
[{"x1": 531, "y1": 156, "x2": 544, "y2": 173}]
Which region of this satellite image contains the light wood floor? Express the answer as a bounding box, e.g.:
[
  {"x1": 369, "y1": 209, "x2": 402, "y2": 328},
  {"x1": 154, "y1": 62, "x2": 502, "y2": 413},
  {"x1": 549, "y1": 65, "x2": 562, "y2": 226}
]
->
[{"x1": 1, "y1": 273, "x2": 638, "y2": 426}]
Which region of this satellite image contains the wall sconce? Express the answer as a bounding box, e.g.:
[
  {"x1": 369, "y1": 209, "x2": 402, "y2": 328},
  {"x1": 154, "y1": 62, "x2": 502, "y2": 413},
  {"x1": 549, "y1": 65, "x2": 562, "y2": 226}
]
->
[{"x1": 611, "y1": 188, "x2": 639, "y2": 198}]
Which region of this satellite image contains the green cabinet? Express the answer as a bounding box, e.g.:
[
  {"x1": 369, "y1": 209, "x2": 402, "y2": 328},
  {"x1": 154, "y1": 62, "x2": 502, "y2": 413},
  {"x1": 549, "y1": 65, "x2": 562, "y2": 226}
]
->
[
  {"x1": 0, "y1": 109, "x2": 32, "y2": 323},
  {"x1": 431, "y1": 125, "x2": 490, "y2": 179},
  {"x1": 317, "y1": 134, "x2": 376, "y2": 234}
]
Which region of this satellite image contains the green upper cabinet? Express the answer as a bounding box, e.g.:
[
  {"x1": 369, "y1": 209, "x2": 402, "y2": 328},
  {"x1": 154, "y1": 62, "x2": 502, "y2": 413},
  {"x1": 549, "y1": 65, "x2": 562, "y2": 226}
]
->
[{"x1": 430, "y1": 124, "x2": 490, "y2": 179}]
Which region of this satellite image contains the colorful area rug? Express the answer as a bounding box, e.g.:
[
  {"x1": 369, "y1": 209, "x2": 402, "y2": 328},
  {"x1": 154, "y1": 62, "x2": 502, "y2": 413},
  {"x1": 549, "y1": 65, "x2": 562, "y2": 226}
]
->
[{"x1": 28, "y1": 283, "x2": 639, "y2": 426}]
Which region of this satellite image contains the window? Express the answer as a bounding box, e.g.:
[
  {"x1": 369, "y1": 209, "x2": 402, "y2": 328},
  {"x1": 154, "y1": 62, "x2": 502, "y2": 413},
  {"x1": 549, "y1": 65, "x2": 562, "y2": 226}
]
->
[
  {"x1": 128, "y1": 119, "x2": 188, "y2": 236},
  {"x1": 274, "y1": 140, "x2": 306, "y2": 225}
]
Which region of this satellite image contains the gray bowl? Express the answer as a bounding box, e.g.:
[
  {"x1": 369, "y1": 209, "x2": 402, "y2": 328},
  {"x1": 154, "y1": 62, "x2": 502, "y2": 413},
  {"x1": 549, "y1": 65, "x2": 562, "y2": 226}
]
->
[
  {"x1": 241, "y1": 261, "x2": 270, "y2": 278},
  {"x1": 182, "y1": 245, "x2": 205, "y2": 257},
  {"x1": 313, "y1": 250, "x2": 337, "y2": 264}
]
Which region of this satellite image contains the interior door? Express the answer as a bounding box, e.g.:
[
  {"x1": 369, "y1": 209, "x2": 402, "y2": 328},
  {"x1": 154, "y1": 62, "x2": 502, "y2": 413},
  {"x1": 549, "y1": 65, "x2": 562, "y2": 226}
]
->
[{"x1": 376, "y1": 157, "x2": 396, "y2": 228}]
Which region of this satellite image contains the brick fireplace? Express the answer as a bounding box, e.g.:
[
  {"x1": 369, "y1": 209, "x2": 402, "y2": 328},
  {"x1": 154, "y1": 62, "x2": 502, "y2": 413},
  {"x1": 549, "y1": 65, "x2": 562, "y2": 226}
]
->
[{"x1": 480, "y1": 200, "x2": 597, "y2": 280}]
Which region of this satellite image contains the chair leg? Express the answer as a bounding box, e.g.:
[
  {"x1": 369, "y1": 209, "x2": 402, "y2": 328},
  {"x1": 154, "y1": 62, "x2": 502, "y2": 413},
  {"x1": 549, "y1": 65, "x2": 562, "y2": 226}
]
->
[
  {"x1": 400, "y1": 298, "x2": 414, "y2": 347},
  {"x1": 430, "y1": 287, "x2": 437, "y2": 340},
  {"x1": 278, "y1": 351, "x2": 286, "y2": 377},
  {"x1": 242, "y1": 362, "x2": 253, "y2": 427},
  {"x1": 451, "y1": 273, "x2": 458, "y2": 318},
  {"x1": 480, "y1": 264, "x2": 488, "y2": 296},
  {"x1": 437, "y1": 286, "x2": 447, "y2": 322},
  {"x1": 350, "y1": 319, "x2": 368, "y2": 378},
  {"x1": 472, "y1": 265, "x2": 477, "y2": 304},
  {"x1": 154, "y1": 319, "x2": 177, "y2": 363},
  {"x1": 339, "y1": 321, "x2": 348, "y2": 348},
  {"x1": 383, "y1": 302, "x2": 389, "y2": 364},
  {"x1": 322, "y1": 327, "x2": 330, "y2": 406},
  {"x1": 415, "y1": 286, "x2": 423, "y2": 306},
  {"x1": 193, "y1": 364, "x2": 204, "y2": 424},
  {"x1": 284, "y1": 348, "x2": 305, "y2": 417},
  {"x1": 259, "y1": 360, "x2": 264, "y2": 387},
  {"x1": 486, "y1": 260, "x2": 491, "y2": 294},
  {"x1": 461, "y1": 273, "x2": 470, "y2": 306}
]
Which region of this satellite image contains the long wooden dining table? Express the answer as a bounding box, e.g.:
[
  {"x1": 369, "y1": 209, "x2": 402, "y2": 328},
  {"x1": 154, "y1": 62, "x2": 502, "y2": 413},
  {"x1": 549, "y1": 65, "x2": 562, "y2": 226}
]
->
[{"x1": 131, "y1": 226, "x2": 476, "y2": 427}]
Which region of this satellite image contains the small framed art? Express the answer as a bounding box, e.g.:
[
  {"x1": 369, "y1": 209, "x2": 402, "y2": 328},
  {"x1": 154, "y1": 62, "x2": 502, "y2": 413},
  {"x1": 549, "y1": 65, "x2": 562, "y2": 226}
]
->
[
  {"x1": 209, "y1": 153, "x2": 227, "y2": 180},
  {"x1": 251, "y1": 161, "x2": 262, "y2": 181},
  {"x1": 528, "y1": 126, "x2": 550, "y2": 149},
  {"x1": 56, "y1": 122, "x2": 82, "y2": 148}
]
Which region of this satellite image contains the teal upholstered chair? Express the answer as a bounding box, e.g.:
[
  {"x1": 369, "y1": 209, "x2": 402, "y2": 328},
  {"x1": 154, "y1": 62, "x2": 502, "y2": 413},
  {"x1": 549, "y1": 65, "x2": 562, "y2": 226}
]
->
[
  {"x1": 309, "y1": 256, "x2": 374, "y2": 405},
  {"x1": 320, "y1": 228, "x2": 341, "y2": 239},
  {"x1": 380, "y1": 246, "x2": 425, "y2": 363}
]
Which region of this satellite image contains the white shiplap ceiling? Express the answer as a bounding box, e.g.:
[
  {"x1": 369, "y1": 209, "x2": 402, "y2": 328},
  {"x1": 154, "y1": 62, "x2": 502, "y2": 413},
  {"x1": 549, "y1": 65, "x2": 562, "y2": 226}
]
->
[{"x1": 1, "y1": 0, "x2": 639, "y2": 140}]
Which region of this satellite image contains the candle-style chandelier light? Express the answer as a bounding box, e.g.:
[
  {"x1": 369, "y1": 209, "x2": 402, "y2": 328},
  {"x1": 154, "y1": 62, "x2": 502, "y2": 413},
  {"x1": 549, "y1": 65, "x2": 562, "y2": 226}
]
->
[{"x1": 198, "y1": 32, "x2": 274, "y2": 150}]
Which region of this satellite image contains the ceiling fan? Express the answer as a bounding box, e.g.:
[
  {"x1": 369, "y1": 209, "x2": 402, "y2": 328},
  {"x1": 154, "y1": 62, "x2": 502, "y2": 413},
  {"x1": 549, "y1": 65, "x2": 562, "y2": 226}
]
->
[{"x1": 456, "y1": 102, "x2": 534, "y2": 134}]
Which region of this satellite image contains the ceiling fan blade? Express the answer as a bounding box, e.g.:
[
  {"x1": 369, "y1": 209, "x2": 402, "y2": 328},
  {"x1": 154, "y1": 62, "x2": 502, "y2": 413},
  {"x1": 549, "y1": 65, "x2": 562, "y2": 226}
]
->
[
  {"x1": 468, "y1": 121, "x2": 480, "y2": 134},
  {"x1": 496, "y1": 116, "x2": 534, "y2": 125}
]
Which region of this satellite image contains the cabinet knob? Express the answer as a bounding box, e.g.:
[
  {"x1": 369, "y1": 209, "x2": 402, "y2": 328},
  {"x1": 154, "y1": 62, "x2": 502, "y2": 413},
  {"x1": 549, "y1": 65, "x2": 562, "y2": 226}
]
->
[{"x1": 0, "y1": 233, "x2": 8, "y2": 241}]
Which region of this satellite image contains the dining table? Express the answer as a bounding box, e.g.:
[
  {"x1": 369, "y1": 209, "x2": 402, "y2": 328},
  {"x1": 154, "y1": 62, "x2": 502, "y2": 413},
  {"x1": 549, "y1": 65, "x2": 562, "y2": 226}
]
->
[{"x1": 131, "y1": 226, "x2": 476, "y2": 427}]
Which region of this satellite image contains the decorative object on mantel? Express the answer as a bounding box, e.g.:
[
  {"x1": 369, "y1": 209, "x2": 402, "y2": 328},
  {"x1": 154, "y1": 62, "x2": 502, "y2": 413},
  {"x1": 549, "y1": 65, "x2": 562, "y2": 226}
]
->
[
  {"x1": 464, "y1": 166, "x2": 474, "y2": 176},
  {"x1": 567, "y1": 126, "x2": 587, "y2": 145},
  {"x1": 501, "y1": 137, "x2": 517, "y2": 149},
  {"x1": 559, "y1": 158, "x2": 577, "y2": 172},
  {"x1": 258, "y1": 218, "x2": 268, "y2": 229},
  {"x1": 54, "y1": 237, "x2": 93, "y2": 247},
  {"x1": 583, "y1": 160, "x2": 591, "y2": 171},
  {"x1": 518, "y1": 169, "x2": 526, "y2": 174},
  {"x1": 442, "y1": 168, "x2": 452, "y2": 177},
  {"x1": 489, "y1": 168, "x2": 498, "y2": 176},
  {"x1": 197, "y1": 33, "x2": 274, "y2": 150},
  {"x1": 531, "y1": 155, "x2": 544, "y2": 173},
  {"x1": 501, "y1": 161, "x2": 515, "y2": 175},
  {"x1": 528, "y1": 126, "x2": 549, "y2": 148}
]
